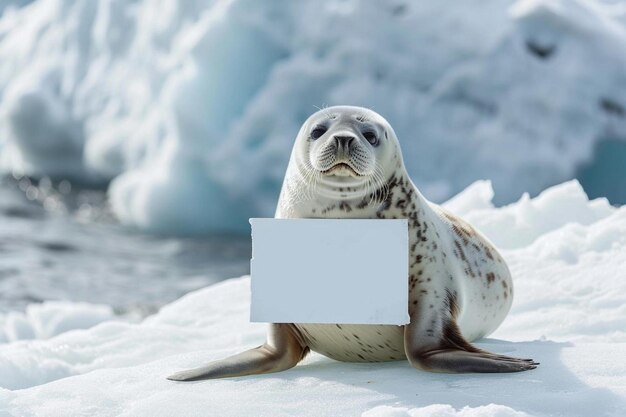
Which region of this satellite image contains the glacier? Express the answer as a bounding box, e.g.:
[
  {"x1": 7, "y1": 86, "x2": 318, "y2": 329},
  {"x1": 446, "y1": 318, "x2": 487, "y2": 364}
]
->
[
  {"x1": 0, "y1": 0, "x2": 625, "y2": 234},
  {"x1": 0, "y1": 180, "x2": 624, "y2": 416}
]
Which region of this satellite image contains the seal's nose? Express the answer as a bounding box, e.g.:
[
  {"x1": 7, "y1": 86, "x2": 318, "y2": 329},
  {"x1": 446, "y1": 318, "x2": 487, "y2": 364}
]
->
[{"x1": 334, "y1": 135, "x2": 355, "y2": 150}]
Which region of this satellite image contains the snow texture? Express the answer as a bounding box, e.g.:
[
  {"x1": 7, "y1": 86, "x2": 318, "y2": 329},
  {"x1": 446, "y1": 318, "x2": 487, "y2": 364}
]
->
[
  {"x1": 0, "y1": 180, "x2": 624, "y2": 416},
  {"x1": 0, "y1": 0, "x2": 625, "y2": 234},
  {"x1": 0, "y1": 301, "x2": 115, "y2": 344},
  {"x1": 0, "y1": 0, "x2": 31, "y2": 16}
]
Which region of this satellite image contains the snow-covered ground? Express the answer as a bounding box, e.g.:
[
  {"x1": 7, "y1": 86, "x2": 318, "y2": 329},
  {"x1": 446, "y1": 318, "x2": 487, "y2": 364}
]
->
[
  {"x1": 1, "y1": 180, "x2": 624, "y2": 417},
  {"x1": 0, "y1": 0, "x2": 625, "y2": 234}
]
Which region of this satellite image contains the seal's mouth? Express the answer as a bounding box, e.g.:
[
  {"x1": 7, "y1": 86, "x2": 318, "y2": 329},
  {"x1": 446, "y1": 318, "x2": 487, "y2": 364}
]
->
[{"x1": 321, "y1": 162, "x2": 362, "y2": 177}]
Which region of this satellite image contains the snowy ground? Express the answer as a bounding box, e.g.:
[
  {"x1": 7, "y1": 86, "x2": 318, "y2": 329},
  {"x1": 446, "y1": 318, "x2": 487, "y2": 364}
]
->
[{"x1": 0, "y1": 180, "x2": 624, "y2": 417}]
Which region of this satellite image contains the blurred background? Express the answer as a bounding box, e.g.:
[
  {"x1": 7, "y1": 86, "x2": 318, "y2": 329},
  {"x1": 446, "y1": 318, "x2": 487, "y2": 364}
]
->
[{"x1": 0, "y1": 0, "x2": 624, "y2": 320}]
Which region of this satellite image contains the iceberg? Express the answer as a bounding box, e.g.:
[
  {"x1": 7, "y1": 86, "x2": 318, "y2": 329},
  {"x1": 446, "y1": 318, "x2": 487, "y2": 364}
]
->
[{"x1": 0, "y1": 0, "x2": 624, "y2": 234}]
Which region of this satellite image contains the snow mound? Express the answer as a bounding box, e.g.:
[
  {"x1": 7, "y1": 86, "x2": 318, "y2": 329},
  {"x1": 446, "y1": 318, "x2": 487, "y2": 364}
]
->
[
  {"x1": 0, "y1": 180, "x2": 625, "y2": 416},
  {"x1": 362, "y1": 404, "x2": 531, "y2": 417},
  {"x1": 444, "y1": 180, "x2": 615, "y2": 249},
  {"x1": 0, "y1": 301, "x2": 115, "y2": 344},
  {"x1": 0, "y1": 0, "x2": 625, "y2": 234},
  {"x1": 0, "y1": 278, "x2": 261, "y2": 390}
]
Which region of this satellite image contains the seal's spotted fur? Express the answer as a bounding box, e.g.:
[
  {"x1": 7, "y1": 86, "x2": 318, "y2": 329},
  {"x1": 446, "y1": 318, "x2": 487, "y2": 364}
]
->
[
  {"x1": 167, "y1": 106, "x2": 537, "y2": 382},
  {"x1": 288, "y1": 169, "x2": 512, "y2": 362}
]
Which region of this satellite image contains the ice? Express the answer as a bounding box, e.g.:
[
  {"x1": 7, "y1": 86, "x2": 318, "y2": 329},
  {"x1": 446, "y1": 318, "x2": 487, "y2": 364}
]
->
[
  {"x1": 0, "y1": 301, "x2": 115, "y2": 343},
  {"x1": 444, "y1": 180, "x2": 615, "y2": 249},
  {"x1": 0, "y1": 0, "x2": 625, "y2": 234},
  {"x1": 362, "y1": 404, "x2": 531, "y2": 417},
  {"x1": 0, "y1": 0, "x2": 31, "y2": 15},
  {"x1": 0, "y1": 278, "x2": 263, "y2": 390},
  {"x1": 0, "y1": 180, "x2": 625, "y2": 416}
]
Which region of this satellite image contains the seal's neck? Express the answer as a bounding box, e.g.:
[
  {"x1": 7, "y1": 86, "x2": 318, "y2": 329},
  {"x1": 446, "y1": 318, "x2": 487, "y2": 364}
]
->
[{"x1": 275, "y1": 166, "x2": 429, "y2": 220}]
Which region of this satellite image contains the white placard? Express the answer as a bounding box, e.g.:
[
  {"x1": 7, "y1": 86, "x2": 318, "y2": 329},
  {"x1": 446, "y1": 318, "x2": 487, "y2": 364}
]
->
[{"x1": 250, "y1": 218, "x2": 409, "y2": 325}]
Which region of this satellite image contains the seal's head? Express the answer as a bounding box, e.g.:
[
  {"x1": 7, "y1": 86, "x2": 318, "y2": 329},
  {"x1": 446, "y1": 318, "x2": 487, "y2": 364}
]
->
[{"x1": 290, "y1": 106, "x2": 403, "y2": 200}]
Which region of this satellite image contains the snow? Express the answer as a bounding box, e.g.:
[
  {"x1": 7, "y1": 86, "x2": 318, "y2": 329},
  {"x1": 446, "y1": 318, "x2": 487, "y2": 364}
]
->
[
  {"x1": 0, "y1": 0, "x2": 31, "y2": 16},
  {"x1": 0, "y1": 180, "x2": 625, "y2": 416},
  {"x1": 0, "y1": 301, "x2": 115, "y2": 343},
  {"x1": 0, "y1": 0, "x2": 625, "y2": 234},
  {"x1": 444, "y1": 180, "x2": 615, "y2": 249},
  {"x1": 362, "y1": 405, "x2": 531, "y2": 417}
]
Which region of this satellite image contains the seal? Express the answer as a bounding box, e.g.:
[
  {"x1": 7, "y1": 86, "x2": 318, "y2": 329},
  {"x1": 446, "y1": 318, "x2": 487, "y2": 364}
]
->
[{"x1": 167, "y1": 106, "x2": 538, "y2": 381}]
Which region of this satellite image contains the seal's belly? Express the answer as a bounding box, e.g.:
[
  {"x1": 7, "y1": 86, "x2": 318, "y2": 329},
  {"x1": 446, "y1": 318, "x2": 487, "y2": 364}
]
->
[{"x1": 295, "y1": 323, "x2": 406, "y2": 362}]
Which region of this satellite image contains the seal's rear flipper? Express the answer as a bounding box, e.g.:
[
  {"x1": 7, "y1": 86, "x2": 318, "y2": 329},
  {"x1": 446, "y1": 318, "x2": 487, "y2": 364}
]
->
[{"x1": 167, "y1": 324, "x2": 308, "y2": 381}]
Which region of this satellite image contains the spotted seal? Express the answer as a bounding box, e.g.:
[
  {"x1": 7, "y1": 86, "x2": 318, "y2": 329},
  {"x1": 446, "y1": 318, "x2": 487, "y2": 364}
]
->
[{"x1": 167, "y1": 106, "x2": 537, "y2": 381}]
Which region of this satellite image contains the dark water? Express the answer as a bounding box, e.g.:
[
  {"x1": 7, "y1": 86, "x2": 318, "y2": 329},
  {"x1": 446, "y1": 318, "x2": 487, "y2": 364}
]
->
[{"x1": 0, "y1": 178, "x2": 250, "y2": 315}]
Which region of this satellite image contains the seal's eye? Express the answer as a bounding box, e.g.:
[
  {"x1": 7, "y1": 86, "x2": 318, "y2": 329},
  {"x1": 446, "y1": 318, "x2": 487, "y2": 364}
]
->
[
  {"x1": 310, "y1": 126, "x2": 327, "y2": 140},
  {"x1": 363, "y1": 131, "x2": 378, "y2": 146}
]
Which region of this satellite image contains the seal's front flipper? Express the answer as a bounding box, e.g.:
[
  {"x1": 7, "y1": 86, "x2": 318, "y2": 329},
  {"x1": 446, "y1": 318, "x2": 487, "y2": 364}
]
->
[
  {"x1": 167, "y1": 324, "x2": 308, "y2": 381},
  {"x1": 404, "y1": 321, "x2": 539, "y2": 373},
  {"x1": 411, "y1": 349, "x2": 538, "y2": 373},
  {"x1": 404, "y1": 291, "x2": 538, "y2": 374}
]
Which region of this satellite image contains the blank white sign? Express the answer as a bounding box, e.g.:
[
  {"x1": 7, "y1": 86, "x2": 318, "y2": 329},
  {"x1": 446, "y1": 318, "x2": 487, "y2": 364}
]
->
[{"x1": 250, "y1": 218, "x2": 409, "y2": 325}]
